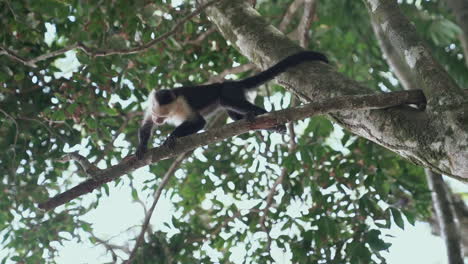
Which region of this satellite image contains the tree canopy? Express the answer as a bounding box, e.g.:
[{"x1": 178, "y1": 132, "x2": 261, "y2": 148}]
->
[{"x1": 0, "y1": 0, "x2": 467, "y2": 263}]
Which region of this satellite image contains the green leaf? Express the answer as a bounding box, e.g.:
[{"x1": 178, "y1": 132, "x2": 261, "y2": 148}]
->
[
  {"x1": 102, "y1": 183, "x2": 110, "y2": 196},
  {"x1": 51, "y1": 110, "x2": 66, "y2": 121},
  {"x1": 131, "y1": 189, "x2": 139, "y2": 201},
  {"x1": 390, "y1": 208, "x2": 405, "y2": 229},
  {"x1": 365, "y1": 230, "x2": 391, "y2": 251},
  {"x1": 10, "y1": 256, "x2": 21, "y2": 262},
  {"x1": 402, "y1": 210, "x2": 416, "y2": 226}
]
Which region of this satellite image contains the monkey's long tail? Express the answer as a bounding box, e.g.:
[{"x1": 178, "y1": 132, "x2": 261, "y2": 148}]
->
[{"x1": 235, "y1": 51, "x2": 328, "y2": 90}]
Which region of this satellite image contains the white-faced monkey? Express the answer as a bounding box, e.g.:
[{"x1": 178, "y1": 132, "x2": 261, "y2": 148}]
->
[{"x1": 136, "y1": 51, "x2": 328, "y2": 159}]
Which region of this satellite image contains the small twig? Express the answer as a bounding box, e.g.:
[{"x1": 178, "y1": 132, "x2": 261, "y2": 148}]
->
[
  {"x1": 0, "y1": 0, "x2": 220, "y2": 67},
  {"x1": 17, "y1": 116, "x2": 68, "y2": 144},
  {"x1": 93, "y1": 112, "x2": 143, "y2": 165},
  {"x1": 4, "y1": 0, "x2": 17, "y2": 20},
  {"x1": 0, "y1": 46, "x2": 39, "y2": 67},
  {"x1": 124, "y1": 112, "x2": 223, "y2": 263},
  {"x1": 184, "y1": 27, "x2": 217, "y2": 45},
  {"x1": 278, "y1": 0, "x2": 304, "y2": 32},
  {"x1": 29, "y1": 44, "x2": 80, "y2": 66},
  {"x1": 83, "y1": 0, "x2": 220, "y2": 57},
  {"x1": 259, "y1": 96, "x2": 298, "y2": 251},
  {"x1": 208, "y1": 63, "x2": 256, "y2": 83},
  {"x1": 124, "y1": 152, "x2": 191, "y2": 264},
  {"x1": 58, "y1": 152, "x2": 101, "y2": 176},
  {"x1": 93, "y1": 235, "x2": 130, "y2": 261}
]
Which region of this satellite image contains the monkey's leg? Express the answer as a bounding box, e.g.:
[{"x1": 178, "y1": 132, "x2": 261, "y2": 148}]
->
[
  {"x1": 163, "y1": 115, "x2": 206, "y2": 148},
  {"x1": 136, "y1": 120, "x2": 154, "y2": 160},
  {"x1": 220, "y1": 98, "x2": 267, "y2": 117},
  {"x1": 221, "y1": 99, "x2": 286, "y2": 133}
]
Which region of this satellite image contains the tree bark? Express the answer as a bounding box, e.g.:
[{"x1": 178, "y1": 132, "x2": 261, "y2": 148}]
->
[
  {"x1": 371, "y1": 12, "x2": 468, "y2": 260},
  {"x1": 370, "y1": 16, "x2": 422, "y2": 91},
  {"x1": 426, "y1": 170, "x2": 465, "y2": 264},
  {"x1": 364, "y1": 0, "x2": 464, "y2": 106},
  {"x1": 201, "y1": 0, "x2": 468, "y2": 179}
]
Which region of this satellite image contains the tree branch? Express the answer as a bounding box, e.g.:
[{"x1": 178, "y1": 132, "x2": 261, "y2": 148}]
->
[
  {"x1": 297, "y1": 0, "x2": 317, "y2": 48},
  {"x1": 184, "y1": 27, "x2": 217, "y2": 46},
  {"x1": 259, "y1": 98, "x2": 298, "y2": 251},
  {"x1": 425, "y1": 169, "x2": 465, "y2": 264},
  {"x1": 200, "y1": 0, "x2": 467, "y2": 177},
  {"x1": 125, "y1": 152, "x2": 191, "y2": 264},
  {"x1": 57, "y1": 152, "x2": 100, "y2": 176},
  {"x1": 369, "y1": 15, "x2": 421, "y2": 91},
  {"x1": 363, "y1": 0, "x2": 464, "y2": 108},
  {"x1": 37, "y1": 89, "x2": 428, "y2": 211},
  {"x1": 208, "y1": 63, "x2": 255, "y2": 83},
  {"x1": 0, "y1": 0, "x2": 219, "y2": 67},
  {"x1": 278, "y1": 0, "x2": 304, "y2": 32}
]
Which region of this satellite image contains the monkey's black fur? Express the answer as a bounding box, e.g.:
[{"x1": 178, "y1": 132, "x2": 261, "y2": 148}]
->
[{"x1": 136, "y1": 51, "x2": 328, "y2": 159}]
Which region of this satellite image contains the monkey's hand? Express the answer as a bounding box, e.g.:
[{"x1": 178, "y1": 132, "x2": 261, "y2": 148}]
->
[
  {"x1": 135, "y1": 145, "x2": 148, "y2": 160},
  {"x1": 162, "y1": 135, "x2": 177, "y2": 149}
]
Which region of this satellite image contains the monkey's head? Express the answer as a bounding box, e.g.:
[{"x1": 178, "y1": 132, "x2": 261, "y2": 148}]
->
[
  {"x1": 155, "y1": 90, "x2": 176, "y2": 105},
  {"x1": 151, "y1": 90, "x2": 176, "y2": 125}
]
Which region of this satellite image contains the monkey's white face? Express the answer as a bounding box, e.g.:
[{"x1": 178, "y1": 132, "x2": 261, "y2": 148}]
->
[
  {"x1": 151, "y1": 104, "x2": 169, "y2": 125},
  {"x1": 145, "y1": 89, "x2": 192, "y2": 127}
]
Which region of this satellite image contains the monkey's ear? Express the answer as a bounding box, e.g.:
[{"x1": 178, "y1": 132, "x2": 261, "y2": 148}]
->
[{"x1": 155, "y1": 90, "x2": 176, "y2": 105}]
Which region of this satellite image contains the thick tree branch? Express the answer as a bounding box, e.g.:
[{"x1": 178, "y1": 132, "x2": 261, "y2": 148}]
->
[
  {"x1": 363, "y1": 0, "x2": 464, "y2": 108},
  {"x1": 372, "y1": 9, "x2": 468, "y2": 258},
  {"x1": 0, "y1": 0, "x2": 219, "y2": 67},
  {"x1": 370, "y1": 16, "x2": 421, "y2": 91},
  {"x1": 37, "y1": 90, "x2": 428, "y2": 211},
  {"x1": 202, "y1": 0, "x2": 468, "y2": 179},
  {"x1": 425, "y1": 169, "x2": 465, "y2": 264}
]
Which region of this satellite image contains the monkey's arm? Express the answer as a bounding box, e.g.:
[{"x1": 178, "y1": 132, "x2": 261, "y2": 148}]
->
[
  {"x1": 163, "y1": 115, "x2": 206, "y2": 148},
  {"x1": 136, "y1": 120, "x2": 154, "y2": 159}
]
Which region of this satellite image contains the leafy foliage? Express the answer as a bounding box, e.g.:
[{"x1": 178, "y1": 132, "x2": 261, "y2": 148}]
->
[{"x1": 1, "y1": 0, "x2": 463, "y2": 263}]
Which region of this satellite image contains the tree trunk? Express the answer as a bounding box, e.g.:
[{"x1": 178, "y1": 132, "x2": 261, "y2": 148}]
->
[
  {"x1": 370, "y1": 11, "x2": 468, "y2": 261},
  {"x1": 201, "y1": 0, "x2": 468, "y2": 179},
  {"x1": 426, "y1": 170, "x2": 465, "y2": 264}
]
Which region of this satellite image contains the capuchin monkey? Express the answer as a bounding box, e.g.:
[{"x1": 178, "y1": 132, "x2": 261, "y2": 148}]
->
[{"x1": 135, "y1": 51, "x2": 328, "y2": 159}]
